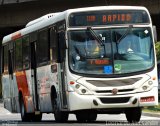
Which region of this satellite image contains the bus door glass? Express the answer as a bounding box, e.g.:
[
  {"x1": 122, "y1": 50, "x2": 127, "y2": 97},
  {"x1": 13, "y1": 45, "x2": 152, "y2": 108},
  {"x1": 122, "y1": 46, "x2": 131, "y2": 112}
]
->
[
  {"x1": 30, "y1": 32, "x2": 39, "y2": 111},
  {"x1": 57, "y1": 22, "x2": 67, "y2": 108}
]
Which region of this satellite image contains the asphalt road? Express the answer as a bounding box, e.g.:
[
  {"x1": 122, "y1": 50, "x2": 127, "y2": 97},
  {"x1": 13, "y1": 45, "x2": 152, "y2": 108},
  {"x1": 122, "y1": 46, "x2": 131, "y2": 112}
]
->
[
  {"x1": 0, "y1": 113, "x2": 159, "y2": 126},
  {"x1": 0, "y1": 103, "x2": 160, "y2": 126}
]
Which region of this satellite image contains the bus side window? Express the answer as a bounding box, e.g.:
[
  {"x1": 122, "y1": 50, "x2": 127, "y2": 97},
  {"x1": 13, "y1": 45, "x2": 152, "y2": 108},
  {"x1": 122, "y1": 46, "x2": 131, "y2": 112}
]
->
[
  {"x1": 50, "y1": 27, "x2": 58, "y2": 63},
  {"x1": 15, "y1": 39, "x2": 23, "y2": 71},
  {"x1": 22, "y1": 36, "x2": 30, "y2": 69},
  {"x1": 2, "y1": 45, "x2": 9, "y2": 74},
  {"x1": 37, "y1": 29, "x2": 50, "y2": 66},
  {"x1": 8, "y1": 42, "x2": 14, "y2": 76}
]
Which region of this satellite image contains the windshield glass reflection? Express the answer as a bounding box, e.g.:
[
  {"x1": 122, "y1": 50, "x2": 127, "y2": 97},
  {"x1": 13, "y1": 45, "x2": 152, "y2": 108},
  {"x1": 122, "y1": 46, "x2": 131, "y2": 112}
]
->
[{"x1": 68, "y1": 27, "x2": 154, "y2": 75}]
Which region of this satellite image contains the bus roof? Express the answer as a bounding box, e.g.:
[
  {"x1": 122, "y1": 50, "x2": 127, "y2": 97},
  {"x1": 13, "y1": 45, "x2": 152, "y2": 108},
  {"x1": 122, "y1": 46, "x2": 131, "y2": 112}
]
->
[{"x1": 2, "y1": 6, "x2": 149, "y2": 45}]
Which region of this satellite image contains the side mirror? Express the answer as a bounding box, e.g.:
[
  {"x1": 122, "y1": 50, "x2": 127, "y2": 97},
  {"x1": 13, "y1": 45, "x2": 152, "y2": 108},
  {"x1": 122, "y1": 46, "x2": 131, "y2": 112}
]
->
[{"x1": 153, "y1": 25, "x2": 157, "y2": 43}]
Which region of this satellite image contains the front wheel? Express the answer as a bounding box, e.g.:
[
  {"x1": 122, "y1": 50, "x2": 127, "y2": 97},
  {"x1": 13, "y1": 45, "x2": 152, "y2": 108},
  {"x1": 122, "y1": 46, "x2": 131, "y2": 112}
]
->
[
  {"x1": 125, "y1": 107, "x2": 142, "y2": 123},
  {"x1": 54, "y1": 99, "x2": 69, "y2": 122},
  {"x1": 76, "y1": 110, "x2": 97, "y2": 122},
  {"x1": 54, "y1": 110, "x2": 69, "y2": 122}
]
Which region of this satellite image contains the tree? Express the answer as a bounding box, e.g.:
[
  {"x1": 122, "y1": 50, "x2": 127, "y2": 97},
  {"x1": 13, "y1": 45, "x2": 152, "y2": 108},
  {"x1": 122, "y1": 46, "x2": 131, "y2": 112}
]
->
[{"x1": 155, "y1": 42, "x2": 160, "y2": 61}]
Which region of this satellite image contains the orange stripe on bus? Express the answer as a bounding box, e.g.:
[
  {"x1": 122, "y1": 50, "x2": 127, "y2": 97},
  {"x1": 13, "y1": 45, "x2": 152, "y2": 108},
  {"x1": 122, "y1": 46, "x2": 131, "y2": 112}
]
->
[
  {"x1": 15, "y1": 71, "x2": 30, "y2": 96},
  {"x1": 11, "y1": 32, "x2": 21, "y2": 40}
]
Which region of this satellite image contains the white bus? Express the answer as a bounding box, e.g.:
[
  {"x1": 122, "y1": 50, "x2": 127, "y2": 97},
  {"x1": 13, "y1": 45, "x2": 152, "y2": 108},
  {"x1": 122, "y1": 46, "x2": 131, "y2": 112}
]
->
[{"x1": 1, "y1": 6, "x2": 158, "y2": 123}]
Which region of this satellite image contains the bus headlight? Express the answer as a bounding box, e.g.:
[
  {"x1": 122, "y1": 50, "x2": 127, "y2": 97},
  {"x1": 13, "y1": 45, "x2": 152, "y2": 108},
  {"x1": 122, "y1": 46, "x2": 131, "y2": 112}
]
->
[
  {"x1": 75, "y1": 84, "x2": 80, "y2": 89},
  {"x1": 81, "y1": 89, "x2": 87, "y2": 94},
  {"x1": 139, "y1": 80, "x2": 154, "y2": 92},
  {"x1": 142, "y1": 86, "x2": 148, "y2": 91},
  {"x1": 148, "y1": 81, "x2": 153, "y2": 85},
  {"x1": 74, "y1": 83, "x2": 92, "y2": 95}
]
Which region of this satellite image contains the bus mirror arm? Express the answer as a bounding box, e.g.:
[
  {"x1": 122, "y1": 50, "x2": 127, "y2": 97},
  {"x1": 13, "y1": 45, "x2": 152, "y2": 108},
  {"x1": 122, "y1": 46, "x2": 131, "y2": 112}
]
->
[{"x1": 153, "y1": 25, "x2": 157, "y2": 43}]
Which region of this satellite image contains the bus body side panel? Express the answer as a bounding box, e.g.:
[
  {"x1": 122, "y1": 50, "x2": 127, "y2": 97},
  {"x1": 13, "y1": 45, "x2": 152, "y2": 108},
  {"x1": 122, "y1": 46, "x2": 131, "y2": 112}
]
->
[
  {"x1": 2, "y1": 74, "x2": 12, "y2": 112},
  {"x1": 12, "y1": 73, "x2": 20, "y2": 113},
  {"x1": 25, "y1": 69, "x2": 36, "y2": 113},
  {"x1": 36, "y1": 65, "x2": 55, "y2": 112},
  {"x1": 2, "y1": 74, "x2": 19, "y2": 113},
  {"x1": 15, "y1": 71, "x2": 35, "y2": 113}
]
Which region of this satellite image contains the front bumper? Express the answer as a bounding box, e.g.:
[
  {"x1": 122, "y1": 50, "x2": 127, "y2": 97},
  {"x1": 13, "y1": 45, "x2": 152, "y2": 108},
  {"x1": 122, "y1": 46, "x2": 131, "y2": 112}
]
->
[{"x1": 68, "y1": 87, "x2": 158, "y2": 111}]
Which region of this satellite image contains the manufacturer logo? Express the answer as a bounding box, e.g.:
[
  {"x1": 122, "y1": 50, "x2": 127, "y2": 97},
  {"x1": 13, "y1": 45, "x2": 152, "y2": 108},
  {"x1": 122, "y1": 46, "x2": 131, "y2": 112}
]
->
[{"x1": 112, "y1": 88, "x2": 118, "y2": 95}]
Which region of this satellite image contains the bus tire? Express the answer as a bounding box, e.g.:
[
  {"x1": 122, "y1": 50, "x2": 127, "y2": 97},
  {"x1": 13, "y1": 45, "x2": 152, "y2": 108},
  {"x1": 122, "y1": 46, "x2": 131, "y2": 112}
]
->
[
  {"x1": 19, "y1": 96, "x2": 31, "y2": 122},
  {"x1": 51, "y1": 86, "x2": 57, "y2": 111},
  {"x1": 76, "y1": 110, "x2": 97, "y2": 122},
  {"x1": 54, "y1": 99, "x2": 68, "y2": 122},
  {"x1": 88, "y1": 111, "x2": 97, "y2": 122},
  {"x1": 54, "y1": 110, "x2": 68, "y2": 122},
  {"x1": 76, "y1": 111, "x2": 87, "y2": 122},
  {"x1": 31, "y1": 113, "x2": 42, "y2": 122},
  {"x1": 125, "y1": 107, "x2": 142, "y2": 123}
]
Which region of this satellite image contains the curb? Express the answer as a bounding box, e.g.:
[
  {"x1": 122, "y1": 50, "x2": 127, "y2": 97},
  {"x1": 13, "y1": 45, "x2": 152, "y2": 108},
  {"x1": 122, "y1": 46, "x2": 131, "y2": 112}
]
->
[
  {"x1": 0, "y1": 102, "x2": 12, "y2": 115},
  {"x1": 142, "y1": 112, "x2": 160, "y2": 118}
]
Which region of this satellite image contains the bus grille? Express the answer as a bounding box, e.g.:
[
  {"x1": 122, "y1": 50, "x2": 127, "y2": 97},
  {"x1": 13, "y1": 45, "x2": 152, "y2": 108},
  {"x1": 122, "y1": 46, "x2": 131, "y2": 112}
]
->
[
  {"x1": 86, "y1": 77, "x2": 142, "y2": 87},
  {"x1": 95, "y1": 89, "x2": 134, "y2": 93},
  {"x1": 100, "y1": 97, "x2": 130, "y2": 104}
]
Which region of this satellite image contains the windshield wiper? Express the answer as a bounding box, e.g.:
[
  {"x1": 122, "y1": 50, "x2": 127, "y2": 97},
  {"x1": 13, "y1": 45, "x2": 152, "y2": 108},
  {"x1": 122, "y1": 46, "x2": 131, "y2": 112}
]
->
[
  {"x1": 117, "y1": 25, "x2": 133, "y2": 43},
  {"x1": 87, "y1": 27, "x2": 104, "y2": 46}
]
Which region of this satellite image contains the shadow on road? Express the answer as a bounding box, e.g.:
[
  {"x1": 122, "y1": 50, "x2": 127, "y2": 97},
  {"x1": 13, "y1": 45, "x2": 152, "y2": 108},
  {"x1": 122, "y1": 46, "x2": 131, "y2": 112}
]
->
[{"x1": 0, "y1": 120, "x2": 159, "y2": 126}]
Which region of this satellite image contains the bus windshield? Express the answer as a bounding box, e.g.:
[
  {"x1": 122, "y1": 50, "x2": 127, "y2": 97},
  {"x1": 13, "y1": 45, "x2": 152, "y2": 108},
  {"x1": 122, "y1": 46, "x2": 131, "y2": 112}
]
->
[{"x1": 68, "y1": 27, "x2": 154, "y2": 75}]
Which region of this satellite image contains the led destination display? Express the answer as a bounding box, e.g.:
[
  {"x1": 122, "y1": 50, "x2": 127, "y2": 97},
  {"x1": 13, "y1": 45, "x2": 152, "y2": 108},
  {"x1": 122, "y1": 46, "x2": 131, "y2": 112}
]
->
[{"x1": 69, "y1": 10, "x2": 149, "y2": 26}]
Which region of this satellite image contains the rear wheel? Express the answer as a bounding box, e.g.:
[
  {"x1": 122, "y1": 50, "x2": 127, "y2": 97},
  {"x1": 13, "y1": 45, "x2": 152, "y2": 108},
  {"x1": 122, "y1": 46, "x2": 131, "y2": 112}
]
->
[
  {"x1": 31, "y1": 113, "x2": 42, "y2": 122},
  {"x1": 19, "y1": 96, "x2": 31, "y2": 122},
  {"x1": 125, "y1": 107, "x2": 142, "y2": 123}
]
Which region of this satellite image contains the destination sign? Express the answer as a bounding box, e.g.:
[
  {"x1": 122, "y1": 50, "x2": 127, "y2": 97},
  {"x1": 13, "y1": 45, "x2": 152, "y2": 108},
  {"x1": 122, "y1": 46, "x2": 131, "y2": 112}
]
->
[
  {"x1": 87, "y1": 59, "x2": 110, "y2": 65},
  {"x1": 69, "y1": 10, "x2": 149, "y2": 27}
]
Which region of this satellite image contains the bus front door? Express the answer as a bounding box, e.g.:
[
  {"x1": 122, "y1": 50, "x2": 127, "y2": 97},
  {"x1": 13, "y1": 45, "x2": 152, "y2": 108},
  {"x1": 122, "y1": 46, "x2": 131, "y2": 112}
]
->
[
  {"x1": 30, "y1": 42, "x2": 39, "y2": 111},
  {"x1": 57, "y1": 31, "x2": 68, "y2": 109}
]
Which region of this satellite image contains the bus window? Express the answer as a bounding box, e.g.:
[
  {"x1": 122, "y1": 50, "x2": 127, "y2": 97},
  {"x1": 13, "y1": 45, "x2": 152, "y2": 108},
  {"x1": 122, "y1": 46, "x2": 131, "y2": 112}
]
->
[
  {"x1": 22, "y1": 36, "x2": 30, "y2": 69},
  {"x1": 3, "y1": 45, "x2": 9, "y2": 73},
  {"x1": 15, "y1": 39, "x2": 23, "y2": 71},
  {"x1": 57, "y1": 31, "x2": 66, "y2": 63},
  {"x1": 37, "y1": 29, "x2": 49, "y2": 66},
  {"x1": 50, "y1": 27, "x2": 57, "y2": 63}
]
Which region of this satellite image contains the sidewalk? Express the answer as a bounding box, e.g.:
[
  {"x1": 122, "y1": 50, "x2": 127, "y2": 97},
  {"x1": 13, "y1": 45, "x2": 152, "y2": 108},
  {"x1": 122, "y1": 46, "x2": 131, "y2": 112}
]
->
[
  {"x1": 0, "y1": 102, "x2": 11, "y2": 115},
  {"x1": 142, "y1": 111, "x2": 160, "y2": 118}
]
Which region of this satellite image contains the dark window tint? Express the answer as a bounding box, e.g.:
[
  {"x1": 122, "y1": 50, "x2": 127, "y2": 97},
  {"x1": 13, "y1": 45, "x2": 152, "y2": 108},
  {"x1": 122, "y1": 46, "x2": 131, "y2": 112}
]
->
[
  {"x1": 37, "y1": 29, "x2": 49, "y2": 66},
  {"x1": 3, "y1": 45, "x2": 9, "y2": 73},
  {"x1": 50, "y1": 27, "x2": 57, "y2": 62},
  {"x1": 22, "y1": 36, "x2": 30, "y2": 69},
  {"x1": 15, "y1": 39, "x2": 23, "y2": 70}
]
